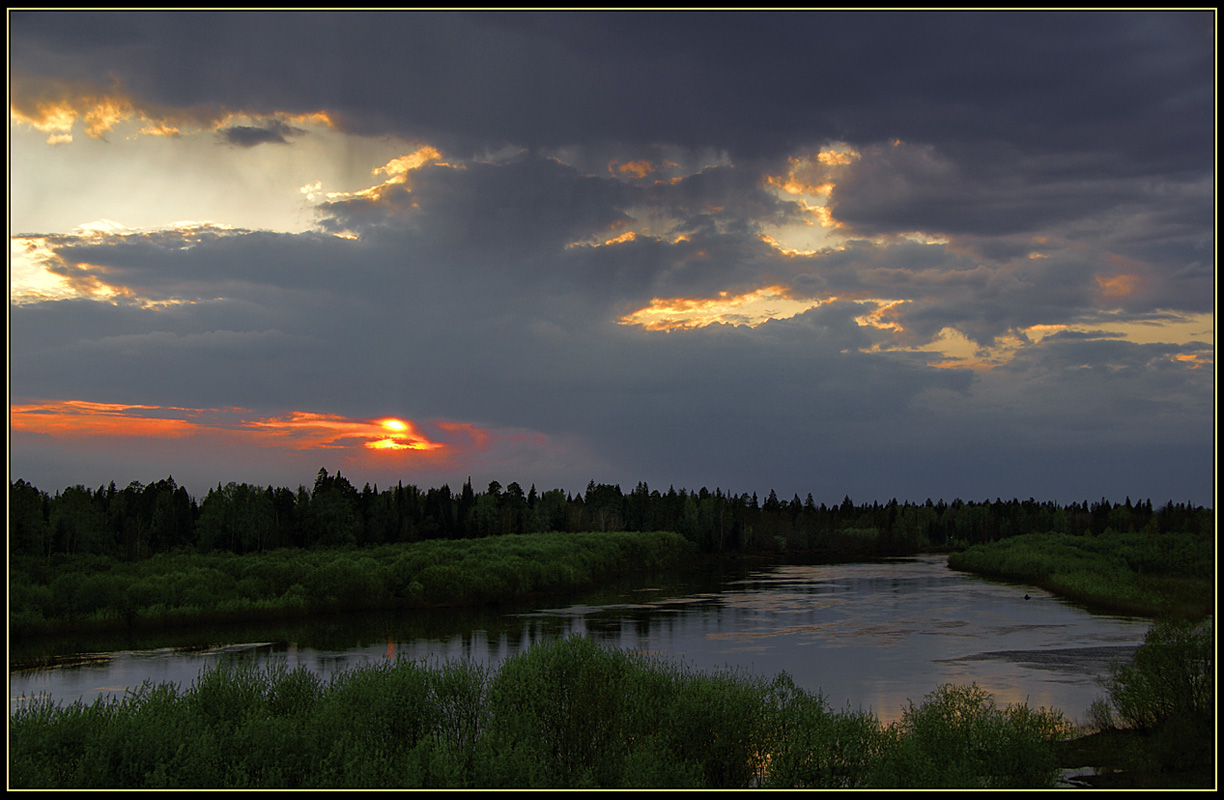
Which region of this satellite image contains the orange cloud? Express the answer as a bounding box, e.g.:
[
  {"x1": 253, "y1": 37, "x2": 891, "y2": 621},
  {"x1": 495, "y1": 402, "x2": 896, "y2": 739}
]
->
[
  {"x1": 852, "y1": 299, "x2": 908, "y2": 333},
  {"x1": 373, "y1": 146, "x2": 443, "y2": 181},
  {"x1": 9, "y1": 400, "x2": 201, "y2": 439},
  {"x1": 620, "y1": 285, "x2": 825, "y2": 331},
  {"x1": 816, "y1": 146, "x2": 860, "y2": 166},
  {"x1": 612, "y1": 159, "x2": 655, "y2": 179},
  {"x1": 242, "y1": 411, "x2": 444, "y2": 452},
  {"x1": 322, "y1": 145, "x2": 445, "y2": 202},
  {"x1": 10, "y1": 401, "x2": 454, "y2": 456},
  {"x1": 10, "y1": 76, "x2": 340, "y2": 144},
  {"x1": 1096, "y1": 273, "x2": 1144, "y2": 299},
  {"x1": 11, "y1": 225, "x2": 249, "y2": 308}
]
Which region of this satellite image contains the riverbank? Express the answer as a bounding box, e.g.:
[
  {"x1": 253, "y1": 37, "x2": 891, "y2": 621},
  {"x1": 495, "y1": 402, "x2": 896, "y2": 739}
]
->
[
  {"x1": 11, "y1": 541, "x2": 1212, "y2": 789},
  {"x1": 947, "y1": 529, "x2": 1213, "y2": 620},
  {"x1": 9, "y1": 531, "x2": 697, "y2": 641},
  {"x1": 9, "y1": 635, "x2": 1074, "y2": 789},
  {"x1": 1056, "y1": 725, "x2": 1216, "y2": 789}
]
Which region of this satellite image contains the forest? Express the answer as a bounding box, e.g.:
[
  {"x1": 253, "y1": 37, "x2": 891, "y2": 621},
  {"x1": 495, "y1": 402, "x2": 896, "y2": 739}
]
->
[
  {"x1": 8, "y1": 467, "x2": 1214, "y2": 562},
  {"x1": 9, "y1": 471, "x2": 1215, "y2": 788}
]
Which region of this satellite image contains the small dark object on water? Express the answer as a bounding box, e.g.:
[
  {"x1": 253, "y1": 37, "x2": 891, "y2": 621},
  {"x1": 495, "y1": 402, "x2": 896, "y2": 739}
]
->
[{"x1": 1024, "y1": 594, "x2": 1031, "y2": 600}]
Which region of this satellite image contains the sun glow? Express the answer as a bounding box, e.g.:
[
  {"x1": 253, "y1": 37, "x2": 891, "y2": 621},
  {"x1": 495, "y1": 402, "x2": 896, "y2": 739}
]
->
[{"x1": 10, "y1": 402, "x2": 453, "y2": 455}]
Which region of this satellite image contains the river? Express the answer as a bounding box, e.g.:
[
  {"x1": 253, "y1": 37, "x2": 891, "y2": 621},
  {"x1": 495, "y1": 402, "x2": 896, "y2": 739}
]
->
[{"x1": 9, "y1": 555, "x2": 1149, "y2": 723}]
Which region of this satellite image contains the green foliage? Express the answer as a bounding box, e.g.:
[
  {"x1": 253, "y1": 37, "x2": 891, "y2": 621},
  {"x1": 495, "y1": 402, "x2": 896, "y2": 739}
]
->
[
  {"x1": 483, "y1": 636, "x2": 633, "y2": 787},
  {"x1": 11, "y1": 640, "x2": 1080, "y2": 790},
  {"x1": 13, "y1": 476, "x2": 1213, "y2": 564},
  {"x1": 868, "y1": 683, "x2": 1071, "y2": 788},
  {"x1": 1101, "y1": 619, "x2": 1214, "y2": 731},
  {"x1": 764, "y1": 678, "x2": 887, "y2": 789},
  {"x1": 949, "y1": 529, "x2": 1214, "y2": 619},
  {"x1": 10, "y1": 531, "x2": 696, "y2": 637}
]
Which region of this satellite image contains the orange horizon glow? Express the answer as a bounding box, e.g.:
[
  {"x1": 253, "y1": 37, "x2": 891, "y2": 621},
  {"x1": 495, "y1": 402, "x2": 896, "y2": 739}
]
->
[{"x1": 10, "y1": 401, "x2": 455, "y2": 456}]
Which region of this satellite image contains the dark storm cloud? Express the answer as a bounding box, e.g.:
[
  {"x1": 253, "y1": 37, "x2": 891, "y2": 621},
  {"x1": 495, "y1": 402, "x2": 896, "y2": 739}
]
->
[
  {"x1": 10, "y1": 11, "x2": 1214, "y2": 165},
  {"x1": 11, "y1": 195, "x2": 964, "y2": 473},
  {"x1": 312, "y1": 155, "x2": 801, "y2": 308},
  {"x1": 8, "y1": 11, "x2": 1214, "y2": 504},
  {"x1": 219, "y1": 120, "x2": 305, "y2": 147},
  {"x1": 826, "y1": 140, "x2": 1215, "y2": 246},
  {"x1": 318, "y1": 158, "x2": 633, "y2": 261}
]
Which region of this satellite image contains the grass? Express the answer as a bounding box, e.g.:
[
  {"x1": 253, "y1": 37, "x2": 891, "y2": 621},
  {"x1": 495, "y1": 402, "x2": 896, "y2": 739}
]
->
[
  {"x1": 947, "y1": 529, "x2": 1213, "y2": 619},
  {"x1": 10, "y1": 636, "x2": 1075, "y2": 789},
  {"x1": 9, "y1": 531, "x2": 697, "y2": 640}
]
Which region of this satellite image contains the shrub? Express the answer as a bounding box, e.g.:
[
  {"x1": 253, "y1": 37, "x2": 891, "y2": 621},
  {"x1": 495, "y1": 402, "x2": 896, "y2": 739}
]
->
[
  {"x1": 483, "y1": 636, "x2": 634, "y2": 787},
  {"x1": 868, "y1": 683, "x2": 1070, "y2": 788},
  {"x1": 764, "y1": 683, "x2": 887, "y2": 789},
  {"x1": 1101, "y1": 618, "x2": 1214, "y2": 730}
]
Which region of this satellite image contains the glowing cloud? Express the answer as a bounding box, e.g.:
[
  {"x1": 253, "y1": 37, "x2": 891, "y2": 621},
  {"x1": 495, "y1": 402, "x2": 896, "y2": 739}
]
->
[
  {"x1": 1096, "y1": 273, "x2": 1144, "y2": 299},
  {"x1": 9, "y1": 400, "x2": 203, "y2": 439},
  {"x1": 611, "y1": 159, "x2": 655, "y2": 178},
  {"x1": 10, "y1": 78, "x2": 341, "y2": 148},
  {"x1": 760, "y1": 144, "x2": 861, "y2": 253},
  {"x1": 321, "y1": 145, "x2": 444, "y2": 202},
  {"x1": 10, "y1": 402, "x2": 452, "y2": 456},
  {"x1": 244, "y1": 411, "x2": 445, "y2": 452},
  {"x1": 9, "y1": 225, "x2": 236, "y2": 308},
  {"x1": 892, "y1": 311, "x2": 1215, "y2": 372},
  {"x1": 373, "y1": 147, "x2": 443, "y2": 180},
  {"x1": 853, "y1": 298, "x2": 908, "y2": 333},
  {"x1": 619, "y1": 285, "x2": 825, "y2": 331},
  {"x1": 10, "y1": 237, "x2": 79, "y2": 303},
  {"x1": 8, "y1": 80, "x2": 134, "y2": 142}
]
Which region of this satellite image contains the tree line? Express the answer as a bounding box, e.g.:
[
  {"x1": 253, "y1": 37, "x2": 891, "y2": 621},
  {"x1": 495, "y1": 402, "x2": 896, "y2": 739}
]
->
[{"x1": 8, "y1": 468, "x2": 1213, "y2": 562}]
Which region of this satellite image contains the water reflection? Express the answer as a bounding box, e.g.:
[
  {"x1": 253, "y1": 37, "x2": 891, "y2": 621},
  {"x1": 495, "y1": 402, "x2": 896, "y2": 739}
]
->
[{"x1": 10, "y1": 555, "x2": 1147, "y2": 723}]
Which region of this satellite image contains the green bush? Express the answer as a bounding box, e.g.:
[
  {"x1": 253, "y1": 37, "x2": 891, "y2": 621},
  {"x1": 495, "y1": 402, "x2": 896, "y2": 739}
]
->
[
  {"x1": 10, "y1": 639, "x2": 1078, "y2": 789},
  {"x1": 1101, "y1": 619, "x2": 1214, "y2": 730},
  {"x1": 764, "y1": 679, "x2": 886, "y2": 789},
  {"x1": 483, "y1": 636, "x2": 633, "y2": 787},
  {"x1": 868, "y1": 683, "x2": 1071, "y2": 788},
  {"x1": 950, "y1": 530, "x2": 1213, "y2": 618}
]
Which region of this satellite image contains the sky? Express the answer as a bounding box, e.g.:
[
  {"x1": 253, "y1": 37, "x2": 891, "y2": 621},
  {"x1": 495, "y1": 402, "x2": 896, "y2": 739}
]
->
[{"x1": 7, "y1": 10, "x2": 1216, "y2": 506}]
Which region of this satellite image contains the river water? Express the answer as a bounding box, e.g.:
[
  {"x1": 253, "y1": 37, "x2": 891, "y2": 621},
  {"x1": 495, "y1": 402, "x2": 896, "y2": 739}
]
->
[{"x1": 9, "y1": 555, "x2": 1149, "y2": 723}]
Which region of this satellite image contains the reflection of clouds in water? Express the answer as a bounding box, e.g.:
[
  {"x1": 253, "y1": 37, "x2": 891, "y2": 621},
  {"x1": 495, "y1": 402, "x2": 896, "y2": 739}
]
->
[
  {"x1": 983, "y1": 622, "x2": 1074, "y2": 638},
  {"x1": 941, "y1": 645, "x2": 1141, "y2": 677},
  {"x1": 11, "y1": 554, "x2": 1150, "y2": 723},
  {"x1": 713, "y1": 593, "x2": 851, "y2": 616},
  {"x1": 706, "y1": 620, "x2": 914, "y2": 647}
]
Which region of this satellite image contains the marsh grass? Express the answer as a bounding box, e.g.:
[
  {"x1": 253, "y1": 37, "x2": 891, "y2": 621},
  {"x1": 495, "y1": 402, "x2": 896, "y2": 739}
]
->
[
  {"x1": 10, "y1": 531, "x2": 696, "y2": 639},
  {"x1": 948, "y1": 529, "x2": 1213, "y2": 619},
  {"x1": 10, "y1": 636, "x2": 1072, "y2": 789}
]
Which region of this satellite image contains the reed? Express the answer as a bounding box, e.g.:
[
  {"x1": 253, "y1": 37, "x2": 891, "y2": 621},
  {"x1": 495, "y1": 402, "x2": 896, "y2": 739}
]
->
[
  {"x1": 948, "y1": 529, "x2": 1213, "y2": 619},
  {"x1": 10, "y1": 531, "x2": 697, "y2": 639},
  {"x1": 11, "y1": 636, "x2": 1072, "y2": 789}
]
